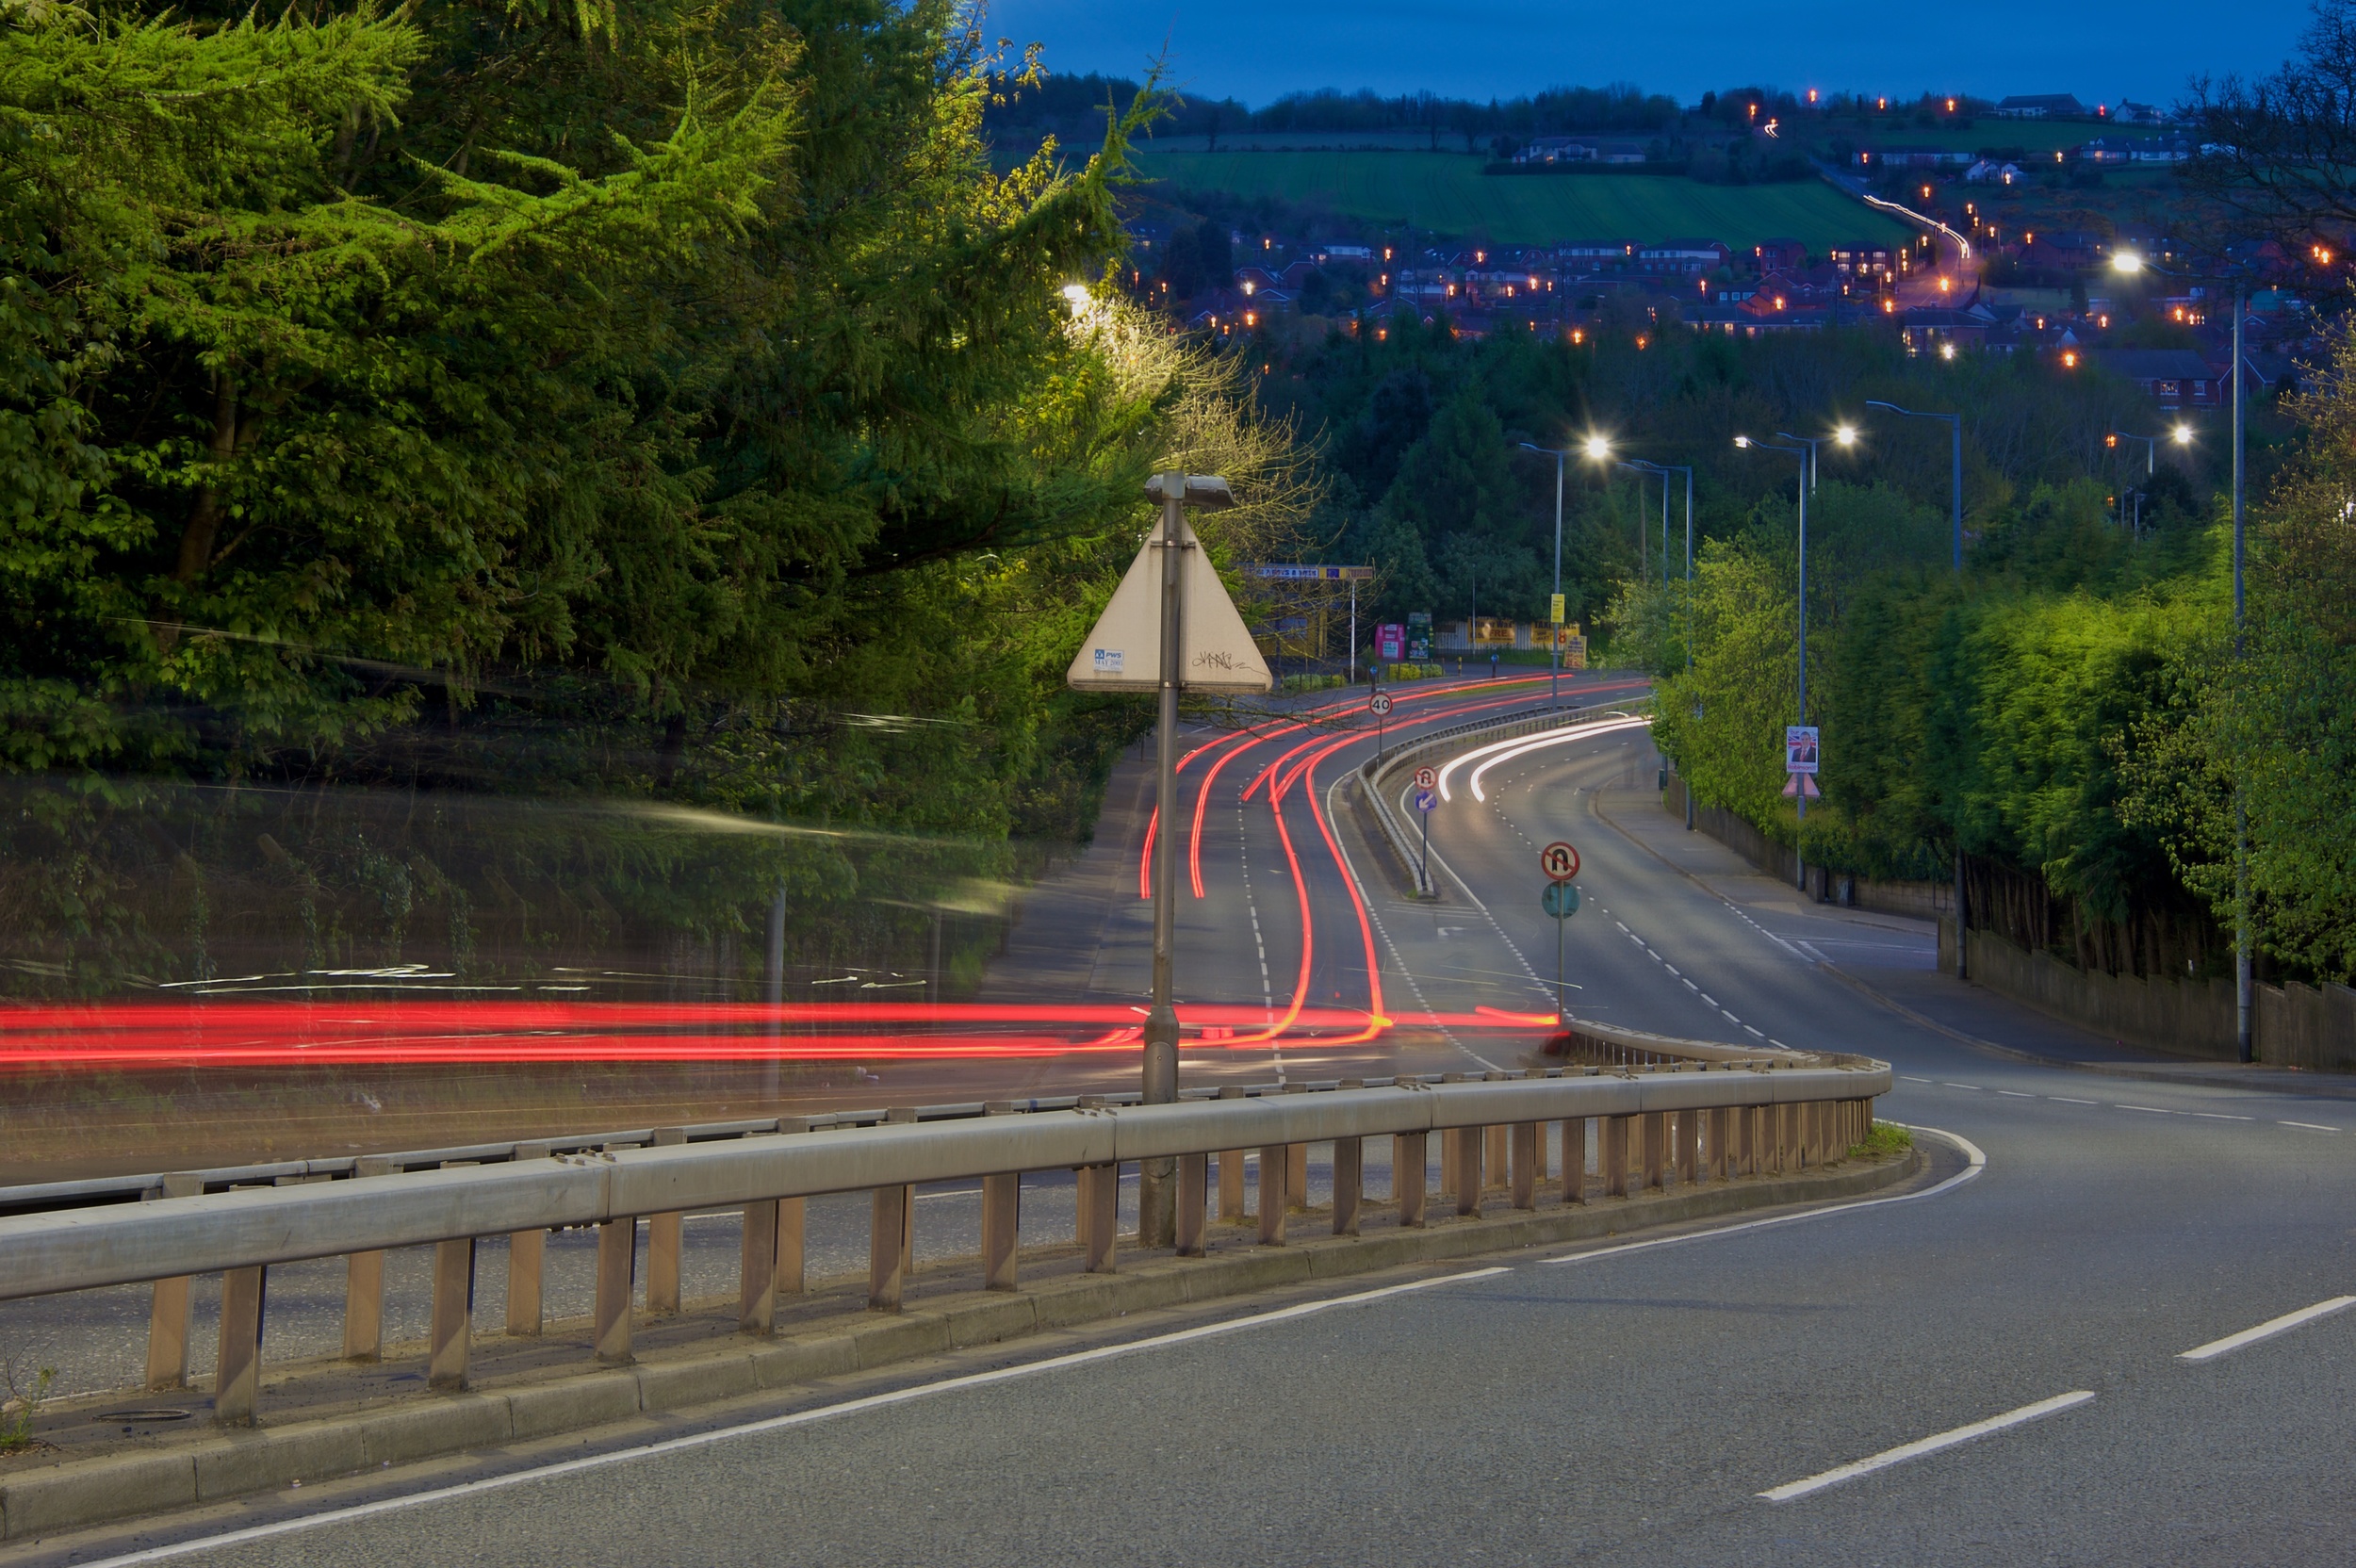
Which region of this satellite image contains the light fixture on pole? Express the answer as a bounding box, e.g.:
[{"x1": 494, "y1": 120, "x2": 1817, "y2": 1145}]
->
[
  {"x1": 2112, "y1": 246, "x2": 2253, "y2": 1061},
  {"x1": 1517, "y1": 441, "x2": 1571, "y2": 709},
  {"x1": 1066, "y1": 470, "x2": 1270, "y2": 1244},
  {"x1": 1734, "y1": 435, "x2": 1813, "y2": 892}
]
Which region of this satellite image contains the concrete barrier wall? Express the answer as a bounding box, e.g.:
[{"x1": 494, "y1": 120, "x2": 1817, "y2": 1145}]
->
[{"x1": 2257, "y1": 980, "x2": 2356, "y2": 1072}]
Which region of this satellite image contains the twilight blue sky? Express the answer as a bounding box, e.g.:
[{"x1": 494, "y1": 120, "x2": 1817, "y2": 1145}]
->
[{"x1": 982, "y1": 1, "x2": 2308, "y2": 115}]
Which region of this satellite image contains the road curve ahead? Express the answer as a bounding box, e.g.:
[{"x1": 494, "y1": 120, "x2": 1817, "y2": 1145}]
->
[{"x1": 28, "y1": 719, "x2": 2356, "y2": 1568}]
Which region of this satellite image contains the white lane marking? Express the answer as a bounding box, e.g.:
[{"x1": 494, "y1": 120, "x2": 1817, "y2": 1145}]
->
[
  {"x1": 1900, "y1": 1075, "x2": 1931, "y2": 1084},
  {"x1": 2115, "y1": 1104, "x2": 2174, "y2": 1115},
  {"x1": 1767, "y1": 1038, "x2": 1789, "y2": 1049},
  {"x1": 1742, "y1": 1024, "x2": 1766, "y2": 1038},
  {"x1": 1759, "y1": 1392, "x2": 2096, "y2": 1503},
  {"x1": 2179, "y1": 1297, "x2": 2356, "y2": 1362},
  {"x1": 2051, "y1": 1097, "x2": 2098, "y2": 1105},
  {"x1": 2188, "y1": 1112, "x2": 2253, "y2": 1121},
  {"x1": 2281, "y1": 1120, "x2": 2341, "y2": 1133},
  {"x1": 1942, "y1": 1084, "x2": 1982, "y2": 1091},
  {"x1": 1543, "y1": 1126, "x2": 1987, "y2": 1269},
  {"x1": 1662, "y1": 964, "x2": 1679, "y2": 976},
  {"x1": 1698, "y1": 993, "x2": 1719, "y2": 1006},
  {"x1": 1720, "y1": 1009, "x2": 1741, "y2": 1023},
  {"x1": 1997, "y1": 1090, "x2": 2035, "y2": 1099},
  {"x1": 75, "y1": 1268, "x2": 1513, "y2": 1568},
  {"x1": 1682, "y1": 978, "x2": 1700, "y2": 991}
]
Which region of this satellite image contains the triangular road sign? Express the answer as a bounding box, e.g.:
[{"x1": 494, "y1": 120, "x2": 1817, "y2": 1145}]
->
[{"x1": 1066, "y1": 508, "x2": 1272, "y2": 694}]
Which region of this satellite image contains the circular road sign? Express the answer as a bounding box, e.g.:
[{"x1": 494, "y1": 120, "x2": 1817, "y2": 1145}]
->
[
  {"x1": 1414, "y1": 766, "x2": 1438, "y2": 790},
  {"x1": 1540, "y1": 841, "x2": 1580, "y2": 882},
  {"x1": 1543, "y1": 881, "x2": 1581, "y2": 919},
  {"x1": 1368, "y1": 693, "x2": 1395, "y2": 717}
]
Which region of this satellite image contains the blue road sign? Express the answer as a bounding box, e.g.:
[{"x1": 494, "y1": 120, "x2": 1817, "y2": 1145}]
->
[
  {"x1": 1542, "y1": 882, "x2": 1581, "y2": 918},
  {"x1": 1415, "y1": 788, "x2": 1437, "y2": 813}
]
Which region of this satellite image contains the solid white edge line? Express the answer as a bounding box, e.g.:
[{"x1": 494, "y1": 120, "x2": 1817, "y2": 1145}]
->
[
  {"x1": 1539, "y1": 1124, "x2": 1987, "y2": 1269},
  {"x1": 1758, "y1": 1391, "x2": 2096, "y2": 1503},
  {"x1": 72, "y1": 1268, "x2": 1511, "y2": 1568},
  {"x1": 2178, "y1": 1295, "x2": 2356, "y2": 1362}
]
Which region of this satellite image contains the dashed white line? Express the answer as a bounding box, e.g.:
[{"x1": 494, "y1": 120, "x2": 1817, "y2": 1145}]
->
[
  {"x1": 2051, "y1": 1097, "x2": 2098, "y2": 1105},
  {"x1": 1758, "y1": 1391, "x2": 2097, "y2": 1503},
  {"x1": 1997, "y1": 1090, "x2": 2035, "y2": 1099},
  {"x1": 2188, "y1": 1112, "x2": 2253, "y2": 1121},
  {"x1": 1942, "y1": 1084, "x2": 1982, "y2": 1091},
  {"x1": 2116, "y1": 1104, "x2": 2175, "y2": 1115},
  {"x1": 2180, "y1": 1297, "x2": 2356, "y2": 1362},
  {"x1": 2281, "y1": 1120, "x2": 2341, "y2": 1133},
  {"x1": 1900, "y1": 1075, "x2": 1932, "y2": 1084}
]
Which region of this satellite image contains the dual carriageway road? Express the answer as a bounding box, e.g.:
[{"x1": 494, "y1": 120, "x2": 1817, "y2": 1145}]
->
[{"x1": 10, "y1": 671, "x2": 2356, "y2": 1564}]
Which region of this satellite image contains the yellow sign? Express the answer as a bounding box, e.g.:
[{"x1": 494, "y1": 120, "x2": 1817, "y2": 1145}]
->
[
  {"x1": 1543, "y1": 622, "x2": 1583, "y2": 648},
  {"x1": 1549, "y1": 594, "x2": 1565, "y2": 625}
]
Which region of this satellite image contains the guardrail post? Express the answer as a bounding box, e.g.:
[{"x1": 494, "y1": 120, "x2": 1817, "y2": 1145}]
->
[
  {"x1": 741, "y1": 1199, "x2": 780, "y2": 1332},
  {"x1": 1333, "y1": 1136, "x2": 1362, "y2": 1235},
  {"x1": 1709, "y1": 1108, "x2": 1730, "y2": 1182},
  {"x1": 595, "y1": 1216, "x2": 638, "y2": 1361},
  {"x1": 1676, "y1": 1111, "x2": 1698, "y2": 1186},
  {"x1": 1079, "y1": 1164, "x2": 1119, "y2": 1272},
  {"x1": 505, "y1": 1144, "x2": 550, "y2": 1338},
  {"x1": 1534, "y1": 1117, "x2": 1549, "y2": 1184},
  {"x1": 1396, "y1": 1131, "x2": 1427, "y2": 1227},
  {"x1": 338, "y1": 1156, "x2": 394, "y2": 1360},
  {"x1": 428, "y1": 1235, "x2": 476, "y2": 1391},
  {"x1": 870, "y1": 1184, "x2": 910, "y2": 1310},
  {"x1": 978, "y1": 1104, "x2": 1024, "y2": 1286},
  {"x1": 1604, "y1": 1117, "x2": 1629, "y2": 1199},
  {"x1": 213, "y1": 1265, "x2": 266, "y2": 1426},
  {"x1": 1216, "y1": 1086, "x2": 1246, "y2": 1221},
  {"x1": 1257, "y1": 1143, "x2": 1288, "y2": 1245},
  {"x1": 1286, "y1": 1143, "x2": 1308, "y2": 1212},
  {"x1": 143, "y1": 1172, "x2": 204, "y2": 1391},
  {"x1": 1561, "y1": 1119, "x2": 1586, "y2": 1204},
  {"x1": 1510, "y1": 1123, "x2": 1537, "y2": 1210},
  {"x1": 1456, "y1": 1123, "x2": 1483, "y2": 1217},
  {"x1": 1177, "y1": 1152, "x2": 1208, "y2": 1253},
  {"x1": 1747, "y1": 1103, "x2": 1765, "y2": 1175},
  {"x1": 647, "y1": 1128, "x2": 687, "y2": 1315},
  {"x1": 1643, "y1": 1112, "x2": 1667, "y2": 1190}
]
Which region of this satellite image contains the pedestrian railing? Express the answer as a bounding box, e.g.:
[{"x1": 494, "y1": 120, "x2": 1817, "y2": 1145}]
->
[{"x1": 0, "y1": 1055, "x2": 1889, "y2": 1424}]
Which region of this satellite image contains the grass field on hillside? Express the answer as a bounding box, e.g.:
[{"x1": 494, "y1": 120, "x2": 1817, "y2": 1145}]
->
[{"x1": 1135, "y1": 151, "x2": 1910, "y2": 249}]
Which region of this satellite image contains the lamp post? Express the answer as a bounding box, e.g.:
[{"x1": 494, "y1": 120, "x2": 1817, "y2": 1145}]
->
[
  {"x1": 1517, "y1": 441, "x2": 1567, "y2": 708},
  {"x1": 1615, "y1": 461, "x2": 1655, "y2": 580},
  {"x1": 2113, "y1": 248, "x2": 2251, "y2": 1061},
  {"x1": 1735, "y1": 434, "x2": 1811, "y2": 891},
  {"x1": 1866, "y1": 400, "x2": 1964, "y2": 572}
]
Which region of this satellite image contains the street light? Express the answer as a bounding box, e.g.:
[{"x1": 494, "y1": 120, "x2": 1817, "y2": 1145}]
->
[
  {"x1": 1864, "y1": 400, "x2": 1964, "y2": 573},
  {"x1": 1733, "y1": 434, "x2": 1813, "y2": 891},
  {"x1": 2113, "y1": 247, "x2": 2254, "y2": 1059},
  {"x1": 1518, "y1": 440, "x2": 1580, "y2": 709}
]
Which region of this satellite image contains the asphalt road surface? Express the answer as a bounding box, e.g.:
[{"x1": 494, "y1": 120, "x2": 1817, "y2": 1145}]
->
[{"x1": 20, "y1": 711, "x2": 2356, "y2": 1566}]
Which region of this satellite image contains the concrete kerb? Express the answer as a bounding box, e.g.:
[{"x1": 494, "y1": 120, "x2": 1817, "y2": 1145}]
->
[{"x1": 0, "y1": 1147, "x2": 1919, "y2": 1544}]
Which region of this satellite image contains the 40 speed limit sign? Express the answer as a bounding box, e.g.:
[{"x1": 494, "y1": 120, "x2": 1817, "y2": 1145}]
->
[{"x1": 1540, "y1": 841, "x2": 1580, "y2": 882}]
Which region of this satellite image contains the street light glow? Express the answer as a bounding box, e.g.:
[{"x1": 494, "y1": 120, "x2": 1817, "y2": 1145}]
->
[
  {"x1": 2111, "y1": 252, "x2": 2145, "y2": 274},
  {"x1": 1733, "y1": 435, "x2": 1753, "y2": 449},
  {"x1": 1834, "y1": 424, "x2": 1857, "y2": 447},
  {"x1": 1060, "y1": 283, "x2": 1091, "y2": 315},
  {"x1": 1583, "y1": 433, "x2": 1612, "y2": 461},
  {"x1": 2173, "y1": 423, "x2": 2196, "y2": 444}
]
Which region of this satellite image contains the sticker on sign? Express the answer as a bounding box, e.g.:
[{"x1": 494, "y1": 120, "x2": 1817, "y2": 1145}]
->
[{"x1": 1541, "y1": 841, "x2": 1580, "y2": 881}]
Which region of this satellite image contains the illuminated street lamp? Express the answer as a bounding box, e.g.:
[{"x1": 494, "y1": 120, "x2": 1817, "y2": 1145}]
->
[
  {"x1": 2113, "y1": 246, "x2": 2253, "y2": 1058},
  {"x1": 1734, "y1": 434, "x2": 1814, "y2": 890}
]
